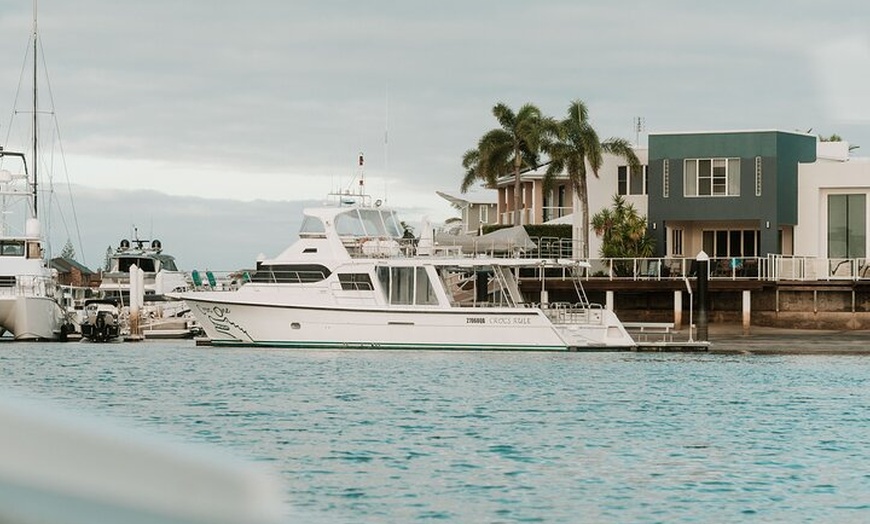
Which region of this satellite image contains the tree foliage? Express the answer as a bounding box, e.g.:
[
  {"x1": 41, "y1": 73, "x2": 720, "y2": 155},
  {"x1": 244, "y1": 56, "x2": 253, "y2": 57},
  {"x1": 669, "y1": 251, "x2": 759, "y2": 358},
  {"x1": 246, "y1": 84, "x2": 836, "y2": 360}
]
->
[
  {"x1": 60, "y1": 239, "x2": 76, "y2": 260},
  {"x1": 461, "y1": 103, "x2": 558, "y2": 225},
  {"x1": 591, "y1": 195, "x2": 655, "y2": 258},
  {"x1": 544, "y1": 100, "x2": 640, "y2": 258}
]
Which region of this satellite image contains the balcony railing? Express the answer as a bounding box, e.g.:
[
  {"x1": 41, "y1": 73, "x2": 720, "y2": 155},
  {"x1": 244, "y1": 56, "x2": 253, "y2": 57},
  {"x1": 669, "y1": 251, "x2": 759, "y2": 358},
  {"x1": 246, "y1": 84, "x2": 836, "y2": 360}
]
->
[
  {"x1": 188, "y1": 236, "x2": 870, "y2": 285},
  {"x1": 575, "y1": 255, "x2": 870, "y2": 282}
]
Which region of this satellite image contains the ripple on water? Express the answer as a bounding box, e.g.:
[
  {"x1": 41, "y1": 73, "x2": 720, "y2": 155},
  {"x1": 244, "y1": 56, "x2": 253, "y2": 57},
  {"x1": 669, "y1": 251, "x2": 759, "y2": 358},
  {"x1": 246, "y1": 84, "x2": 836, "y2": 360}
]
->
[{"x1": 0, "y1": 344, "x2": 869, "y2": 523}]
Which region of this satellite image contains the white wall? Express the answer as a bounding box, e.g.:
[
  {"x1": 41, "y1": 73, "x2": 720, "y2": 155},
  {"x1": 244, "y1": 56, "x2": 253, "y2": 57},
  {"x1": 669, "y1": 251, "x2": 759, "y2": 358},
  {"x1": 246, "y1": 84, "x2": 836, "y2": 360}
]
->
[
  {"x1": 581, "y1": 148, "x2": 649, "y2": 258},
  {"x1": 795, "y1": 156, "x2": 870, "y2": 257}
]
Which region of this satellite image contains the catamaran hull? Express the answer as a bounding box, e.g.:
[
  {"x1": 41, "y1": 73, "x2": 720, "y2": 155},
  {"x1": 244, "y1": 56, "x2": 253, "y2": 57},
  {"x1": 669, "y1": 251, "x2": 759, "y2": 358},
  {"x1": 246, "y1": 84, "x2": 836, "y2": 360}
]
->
[
  {"x1": 184, "y1": 297, "x2": 635, "y2": 351},
  {"x1": 0, "y1": 296, "x2": 67, "y2": 340}
]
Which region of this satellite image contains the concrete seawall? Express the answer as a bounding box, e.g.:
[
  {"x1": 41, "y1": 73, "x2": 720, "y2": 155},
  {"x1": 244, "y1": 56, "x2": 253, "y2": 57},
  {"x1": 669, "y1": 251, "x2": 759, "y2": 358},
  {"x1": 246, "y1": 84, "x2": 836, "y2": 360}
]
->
[{"x1": 522, "y1": 278, "x2": 870, "y2": 332}]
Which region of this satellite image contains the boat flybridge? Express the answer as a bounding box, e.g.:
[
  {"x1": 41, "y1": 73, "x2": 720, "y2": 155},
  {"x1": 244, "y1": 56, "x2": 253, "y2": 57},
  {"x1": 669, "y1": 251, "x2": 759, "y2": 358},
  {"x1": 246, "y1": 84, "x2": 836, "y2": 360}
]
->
[{"x1": 177, "y1": 195, "x2": 635, "y2": 351}]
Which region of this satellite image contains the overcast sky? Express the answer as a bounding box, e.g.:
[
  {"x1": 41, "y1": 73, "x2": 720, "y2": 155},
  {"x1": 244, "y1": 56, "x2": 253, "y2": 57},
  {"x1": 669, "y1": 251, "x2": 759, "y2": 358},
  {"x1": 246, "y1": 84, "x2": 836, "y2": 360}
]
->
[{"x1": 1, "y1": 1, "x2": 869, "y2": 269}]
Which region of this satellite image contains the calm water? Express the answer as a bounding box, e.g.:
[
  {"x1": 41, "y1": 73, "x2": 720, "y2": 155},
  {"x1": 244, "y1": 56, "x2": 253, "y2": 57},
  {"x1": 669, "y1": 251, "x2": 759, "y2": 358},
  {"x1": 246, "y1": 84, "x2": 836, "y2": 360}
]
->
[{"x1": 1, "y1": 341, "x2": 869, "y2": 523}]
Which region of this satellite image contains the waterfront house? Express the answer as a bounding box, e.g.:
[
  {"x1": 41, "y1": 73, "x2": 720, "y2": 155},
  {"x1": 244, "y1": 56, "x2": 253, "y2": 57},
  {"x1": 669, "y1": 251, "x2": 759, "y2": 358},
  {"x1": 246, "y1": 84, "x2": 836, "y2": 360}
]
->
[
  {"x1": 477, "y1": 149, "x2": 649, "y2": 258},
  {"x1": 435, "y1": 188, "x2": 498, "y2": 235},
  {"x1": 449, "y1": 129, "x2": 869, "y2": 267},
  {"x1": 646, "y1": 130, "x2": 818, "y2": 260},
  {"x1": 50, "y1": 257, "x2": 99, "y2": 287},
  {"x1": 795, "y1": 140, "x2": 870, "y2": 262},
  {"x1": 446, "y1": 129, "x2": 870, "y2": 329}
]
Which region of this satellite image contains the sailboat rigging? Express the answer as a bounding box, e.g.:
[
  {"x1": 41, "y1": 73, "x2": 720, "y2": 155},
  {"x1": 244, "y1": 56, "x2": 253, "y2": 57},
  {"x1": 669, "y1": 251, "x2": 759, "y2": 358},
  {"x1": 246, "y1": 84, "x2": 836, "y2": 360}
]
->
[{"x1": 0, "y1": 2, "x2": 75, "y2": 340}]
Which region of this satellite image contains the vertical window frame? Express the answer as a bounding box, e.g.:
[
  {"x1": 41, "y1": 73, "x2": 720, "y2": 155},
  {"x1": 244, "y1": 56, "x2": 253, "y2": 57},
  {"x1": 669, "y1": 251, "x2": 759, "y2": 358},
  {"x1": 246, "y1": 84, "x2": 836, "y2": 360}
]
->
[
  {"x1": 755, "y1": 156, "x2": 762, "y2": 197},
  {"x1": 663, "y1": 159, "x2": 670, "y2": 198}
]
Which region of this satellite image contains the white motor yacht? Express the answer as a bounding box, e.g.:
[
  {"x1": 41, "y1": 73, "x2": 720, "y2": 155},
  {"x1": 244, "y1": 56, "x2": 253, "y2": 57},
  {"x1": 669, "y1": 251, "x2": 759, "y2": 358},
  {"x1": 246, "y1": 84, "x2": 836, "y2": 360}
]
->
[
  {"x1": 176, "y1": 192, "x2": 635, "y2": 351},
  {"x1": 98, "y1": 234, "x2": 198, "y2": 339},
  {"x1": 0, "y1": 151, "x2": 72, "y2": 340},
  {"x1": 0, "y1": 13, "x2": 73, "y2": 341}
]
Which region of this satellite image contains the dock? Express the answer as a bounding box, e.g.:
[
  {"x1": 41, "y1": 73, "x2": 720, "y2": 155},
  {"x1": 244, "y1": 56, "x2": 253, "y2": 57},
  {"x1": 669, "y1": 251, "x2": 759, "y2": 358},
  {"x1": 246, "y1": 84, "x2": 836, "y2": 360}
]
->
[{"x1": 624, "y1": 322, "x2": 710, "y2": 352}]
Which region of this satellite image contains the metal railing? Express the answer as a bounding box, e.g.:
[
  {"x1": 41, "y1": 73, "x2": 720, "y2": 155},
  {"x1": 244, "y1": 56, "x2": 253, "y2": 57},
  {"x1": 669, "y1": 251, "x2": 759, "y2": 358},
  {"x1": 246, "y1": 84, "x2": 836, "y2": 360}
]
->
[
  {"x1": 579, "y1": 255, "x2": 870, "y2": 282},
  {"x1": 542, "y1": 302, "x2": 604, "y2": 325},
  {"x1": 0, "y1": 273, "x2": 61, "y2": 298},
  {"x1": 185, "y1": 237, "x2": 870, "y2": 286}
]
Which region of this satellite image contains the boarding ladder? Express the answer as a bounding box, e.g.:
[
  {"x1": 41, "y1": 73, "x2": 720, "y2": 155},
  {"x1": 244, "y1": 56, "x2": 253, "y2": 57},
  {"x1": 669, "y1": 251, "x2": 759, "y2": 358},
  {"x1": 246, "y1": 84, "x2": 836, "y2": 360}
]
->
[
  {"x1": 491, "y1": 266, "x2": 523, "y2": 307},
  {"x1": 569, "y1": 264, "x2": 591, "y2": 307}
]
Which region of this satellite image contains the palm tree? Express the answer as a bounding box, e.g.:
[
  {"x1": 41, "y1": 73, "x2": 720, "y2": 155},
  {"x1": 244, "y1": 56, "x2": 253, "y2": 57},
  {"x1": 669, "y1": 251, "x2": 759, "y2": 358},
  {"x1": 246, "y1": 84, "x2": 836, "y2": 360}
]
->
[
  {"x1": 462, "y1": 103, "x2": 557, "y2": 226},
  {"x1": 592, "y1": 195, "x2": 655, "y2": 259},
  {"x1": 543, "y1": 100, "x2": 640, "y2": 258},
  {"x1": 591, "y1": 195, "x2": 655, "y2": 276}
]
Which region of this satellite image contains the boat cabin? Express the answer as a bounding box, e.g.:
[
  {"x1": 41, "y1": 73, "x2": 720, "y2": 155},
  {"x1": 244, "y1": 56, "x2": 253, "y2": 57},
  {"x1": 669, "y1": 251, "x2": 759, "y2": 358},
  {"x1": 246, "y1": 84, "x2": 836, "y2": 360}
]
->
[
  {"x1": 0, "y1": 239, "x2": 41, "y2": 259},
  {"x1": 110, "y1": 239, "x2": 178, "y2": 274}
]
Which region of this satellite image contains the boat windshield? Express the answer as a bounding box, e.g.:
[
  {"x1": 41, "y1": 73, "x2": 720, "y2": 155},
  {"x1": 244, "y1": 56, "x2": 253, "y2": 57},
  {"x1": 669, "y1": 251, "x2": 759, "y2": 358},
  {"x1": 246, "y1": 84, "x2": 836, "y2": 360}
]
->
[
  {"x1": 116, "y1": 257, "x2": 156, "y2": 273},
  {"x1": 0, "y1": 240, "x2": 25, "y2": 257},
  {"x1": 299, "y1": 216, "x2": 326, "y2": 235},
  {"x1": 382, "y1": 211, "x2": 403, "y2": 237},
  {"x1": 335, "y1": 208, "x2": 403, "y2": 238}
]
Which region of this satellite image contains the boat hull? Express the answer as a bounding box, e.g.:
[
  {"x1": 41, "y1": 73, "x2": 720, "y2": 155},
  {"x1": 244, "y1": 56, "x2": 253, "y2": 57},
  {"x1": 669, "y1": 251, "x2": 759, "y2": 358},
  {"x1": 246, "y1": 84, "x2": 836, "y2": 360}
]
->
[
  {"x1": 184, "y1": 296, "x2": 635, "y2": 351},
  {"x1": 0, "y1": 295, "x2": 67, "y2": 341}
]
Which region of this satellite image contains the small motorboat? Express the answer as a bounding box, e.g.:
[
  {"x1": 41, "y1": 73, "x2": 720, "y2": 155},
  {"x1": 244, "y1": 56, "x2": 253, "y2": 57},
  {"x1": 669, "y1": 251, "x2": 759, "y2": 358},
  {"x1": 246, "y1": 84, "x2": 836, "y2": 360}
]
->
[{"x1": 80, "y1": 300, "x2": 121, "y2": 342}]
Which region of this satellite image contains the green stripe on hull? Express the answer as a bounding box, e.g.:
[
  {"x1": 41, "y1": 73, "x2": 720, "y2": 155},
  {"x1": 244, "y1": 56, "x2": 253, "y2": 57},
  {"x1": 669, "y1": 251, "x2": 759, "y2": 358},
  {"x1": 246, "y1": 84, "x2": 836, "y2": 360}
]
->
[{"x1": 206, "y1": 340, "x2": 570, "y2": 351}]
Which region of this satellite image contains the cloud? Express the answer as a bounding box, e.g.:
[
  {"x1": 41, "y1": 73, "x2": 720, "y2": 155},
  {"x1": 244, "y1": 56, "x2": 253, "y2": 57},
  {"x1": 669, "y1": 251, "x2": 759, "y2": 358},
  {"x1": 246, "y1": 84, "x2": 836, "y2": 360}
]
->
[
  {"x1": 813, "y1": 35, "x2": 870, "y2": 123},
  {"x1": 2, "y1": 0, "x2": 870, "y2": 214}
]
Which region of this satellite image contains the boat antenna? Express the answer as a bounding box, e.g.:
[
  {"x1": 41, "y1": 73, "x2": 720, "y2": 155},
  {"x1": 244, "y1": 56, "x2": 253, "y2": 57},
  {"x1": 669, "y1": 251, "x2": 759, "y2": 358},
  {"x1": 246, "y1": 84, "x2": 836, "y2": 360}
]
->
[
  {"x1": 383, "y1": 84, "x2": 389, "y2": 205},
  {"x1": 31, "y1": 0, "x2": 38, "y2": 219}
]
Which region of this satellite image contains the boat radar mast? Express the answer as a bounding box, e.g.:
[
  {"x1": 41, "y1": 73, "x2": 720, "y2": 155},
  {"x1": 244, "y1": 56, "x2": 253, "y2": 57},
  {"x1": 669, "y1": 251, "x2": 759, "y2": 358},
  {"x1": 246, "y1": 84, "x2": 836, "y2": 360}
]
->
[{"x1": 327, "y1": 152, "x2": 375, "y2": 207}]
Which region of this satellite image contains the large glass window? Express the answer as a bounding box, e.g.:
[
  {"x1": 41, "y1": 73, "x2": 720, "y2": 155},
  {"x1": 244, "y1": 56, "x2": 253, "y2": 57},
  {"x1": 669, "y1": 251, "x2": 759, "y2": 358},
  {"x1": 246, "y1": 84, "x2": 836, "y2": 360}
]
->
[
  {"x1": 335, "y1": 210, "x2": 366, "y2": 237},
  {"x1": 670, "y1": 229, "x2": 683, "y2": 256},
  {"x1": 415, "y1": 267, "x2": 438, "y2": 305},
  {"x1": 702, "y1": 229, "x2": 760, "y2": 257},
  {"x1": 684, "y1": 158, "x2": 740, "y2": 197},
  {"x1": 376, "y1": 266, "x2": 439, "y2": 305},
  {"x1": 828, "y1": 194, "x2": 866, "y2": 258},
  {"x1": 617, "y1": 165, "x2": 648, "y2": 196}
]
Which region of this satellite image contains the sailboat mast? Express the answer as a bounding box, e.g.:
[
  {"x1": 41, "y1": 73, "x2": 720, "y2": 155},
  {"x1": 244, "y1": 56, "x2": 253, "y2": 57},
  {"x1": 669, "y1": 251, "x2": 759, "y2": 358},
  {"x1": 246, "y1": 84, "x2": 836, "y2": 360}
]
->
[{"x1": 31, "y1": 0, "x2": 38, "y2": 219}]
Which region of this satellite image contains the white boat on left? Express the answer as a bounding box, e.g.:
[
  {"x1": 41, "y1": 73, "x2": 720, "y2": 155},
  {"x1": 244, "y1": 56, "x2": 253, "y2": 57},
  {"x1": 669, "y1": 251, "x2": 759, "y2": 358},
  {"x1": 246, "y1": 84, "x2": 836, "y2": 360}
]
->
[
  {"x1": 0, "y1": 7, "x2": 84, "y2": 341},
  {"x1": 0, "y1": 150, "x2": 74, "y2": 340}
]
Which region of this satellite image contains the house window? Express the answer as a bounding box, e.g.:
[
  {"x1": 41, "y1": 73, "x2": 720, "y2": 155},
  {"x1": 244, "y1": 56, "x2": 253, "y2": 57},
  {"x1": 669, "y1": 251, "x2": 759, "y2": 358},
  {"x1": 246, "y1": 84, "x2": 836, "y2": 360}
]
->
[
  {"x1": 684, "y1": 158, "x2": 741, "y2": 197},
  {"x1": 754, "y1": 156, "x2": 762, "y2": 197},
  {"x1": 671, "y1": 229, "x2": 683, "y2": 256},
  {"x1": 828, "y1": 194, "x2": 866, "y2": 258},
  {"x1": 702, "y1": 229, "x2": 760, "y2": 257},
  {"x1": 617, "y1": 165, "x2": 647, "y2": 195},
  {"x1": 479, "y1": 205, "x2": 489, "y2": 224},
  {"x1": 663, "y1": 159, "x2": 670, "y2": 198}
]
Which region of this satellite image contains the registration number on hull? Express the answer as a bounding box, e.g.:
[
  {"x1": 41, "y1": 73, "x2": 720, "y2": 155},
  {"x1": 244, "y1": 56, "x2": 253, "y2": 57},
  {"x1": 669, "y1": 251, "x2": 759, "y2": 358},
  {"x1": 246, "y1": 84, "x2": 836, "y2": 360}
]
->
[{"x1": 466, "y1": 316, "x2": 531, "y2": 325}]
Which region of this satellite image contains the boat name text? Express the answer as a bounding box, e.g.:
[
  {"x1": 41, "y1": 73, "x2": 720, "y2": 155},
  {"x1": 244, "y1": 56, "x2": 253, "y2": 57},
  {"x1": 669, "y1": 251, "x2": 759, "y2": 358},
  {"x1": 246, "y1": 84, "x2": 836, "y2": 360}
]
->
[{"x1": 466, "y1": 316, "x2": 531, "y2": 325}]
